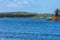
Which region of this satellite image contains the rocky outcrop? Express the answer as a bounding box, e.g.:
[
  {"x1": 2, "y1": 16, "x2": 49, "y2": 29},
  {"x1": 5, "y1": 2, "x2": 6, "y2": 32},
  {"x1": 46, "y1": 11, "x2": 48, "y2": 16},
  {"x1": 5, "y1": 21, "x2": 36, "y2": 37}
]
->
[
  {"x1": 52, "y1": 16, "x2": 60, "y2": 21},
  {"x1": 52, "y1": 8, "x2": 60, "y2": 21}
]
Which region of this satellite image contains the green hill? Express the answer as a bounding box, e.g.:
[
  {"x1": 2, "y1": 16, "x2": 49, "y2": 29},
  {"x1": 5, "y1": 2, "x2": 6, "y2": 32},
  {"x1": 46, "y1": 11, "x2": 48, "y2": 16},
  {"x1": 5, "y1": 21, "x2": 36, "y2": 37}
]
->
[
  {"x1": 0, "y1": 12, "x2": 37, "y2": 17},
  {"x1": 0, "y1": 12, "x2": 54, "y2": 18}
]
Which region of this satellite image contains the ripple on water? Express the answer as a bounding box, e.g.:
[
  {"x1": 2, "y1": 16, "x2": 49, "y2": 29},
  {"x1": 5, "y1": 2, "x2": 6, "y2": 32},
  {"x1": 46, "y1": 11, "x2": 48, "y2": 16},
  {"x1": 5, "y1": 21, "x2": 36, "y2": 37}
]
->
[{"x1": 0, "y1": 18, "x2": 60, "y2": 40}]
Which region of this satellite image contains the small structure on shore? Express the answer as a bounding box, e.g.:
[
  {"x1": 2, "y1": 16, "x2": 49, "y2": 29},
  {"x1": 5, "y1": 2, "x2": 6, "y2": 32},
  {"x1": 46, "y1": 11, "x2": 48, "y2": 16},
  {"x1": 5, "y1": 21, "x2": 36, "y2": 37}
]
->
[{"x1": 52, "y1": 9, "x2": 60, "y2": 21}]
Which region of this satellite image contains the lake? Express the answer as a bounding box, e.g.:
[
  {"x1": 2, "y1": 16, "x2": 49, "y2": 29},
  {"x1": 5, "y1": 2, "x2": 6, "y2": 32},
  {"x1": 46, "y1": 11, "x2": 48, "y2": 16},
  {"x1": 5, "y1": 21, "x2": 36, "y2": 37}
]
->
[{"x1": 0, "y1": 18, "x2": 60, "y2": 40}]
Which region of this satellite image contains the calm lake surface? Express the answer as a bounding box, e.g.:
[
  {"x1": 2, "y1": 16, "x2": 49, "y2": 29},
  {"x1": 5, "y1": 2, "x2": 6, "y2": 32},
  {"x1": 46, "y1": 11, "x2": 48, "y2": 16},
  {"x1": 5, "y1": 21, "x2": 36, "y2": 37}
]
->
[{"x1": 0, "y1": 18, "x2": 60, "y2": 40}]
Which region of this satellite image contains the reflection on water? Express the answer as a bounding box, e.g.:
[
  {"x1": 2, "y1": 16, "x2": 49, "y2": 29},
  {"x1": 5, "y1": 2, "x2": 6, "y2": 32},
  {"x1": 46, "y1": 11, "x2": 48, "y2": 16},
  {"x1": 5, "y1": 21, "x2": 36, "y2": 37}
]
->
[{"x1": 0, "y1": 18, "x2": 60, "y2": 40}]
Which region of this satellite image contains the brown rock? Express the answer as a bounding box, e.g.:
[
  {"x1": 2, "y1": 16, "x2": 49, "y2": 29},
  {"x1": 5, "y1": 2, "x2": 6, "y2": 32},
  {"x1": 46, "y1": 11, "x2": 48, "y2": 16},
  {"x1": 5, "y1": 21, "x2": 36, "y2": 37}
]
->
[{"x1": 52, "y1": 16, "x2": 60, "y2": 21}]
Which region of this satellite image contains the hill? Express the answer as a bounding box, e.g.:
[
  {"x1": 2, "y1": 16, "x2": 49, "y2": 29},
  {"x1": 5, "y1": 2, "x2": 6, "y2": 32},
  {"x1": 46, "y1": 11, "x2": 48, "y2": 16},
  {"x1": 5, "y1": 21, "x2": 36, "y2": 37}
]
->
[{"x1": 0, "y1": 12, "x2": 54, "y2": 18}]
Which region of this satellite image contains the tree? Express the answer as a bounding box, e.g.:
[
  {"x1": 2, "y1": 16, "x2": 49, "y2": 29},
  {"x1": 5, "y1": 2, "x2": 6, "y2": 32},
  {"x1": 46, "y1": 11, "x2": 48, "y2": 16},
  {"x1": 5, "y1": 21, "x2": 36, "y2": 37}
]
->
[{"x1": 55, "y1": 8, "x2": 58, "y2": 16}]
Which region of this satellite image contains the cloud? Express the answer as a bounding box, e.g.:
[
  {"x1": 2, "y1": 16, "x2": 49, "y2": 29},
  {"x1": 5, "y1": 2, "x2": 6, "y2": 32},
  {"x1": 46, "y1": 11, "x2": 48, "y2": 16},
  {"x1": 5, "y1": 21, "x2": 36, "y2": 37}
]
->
[
  {"x1": 0, "y1": 0, "x2": 4, "y2": 2},
  {"x1": 23, "y1": 0, "x2": 29, "y2": 4},
  {"x1": 7, "y1": 0, "x2": 29, "y2": 7},
  {"x1": 7, "y1": 3, "x2": 22, "y2": 8},
  {"x1": 7, "y1": 3, "x2": 17, "y2": 7}
]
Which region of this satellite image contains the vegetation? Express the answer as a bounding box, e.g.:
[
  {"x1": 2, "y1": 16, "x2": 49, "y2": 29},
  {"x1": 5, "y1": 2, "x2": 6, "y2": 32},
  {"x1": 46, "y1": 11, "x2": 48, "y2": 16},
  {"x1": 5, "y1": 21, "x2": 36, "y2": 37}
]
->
[
  {"x1": 34, "y1": 14, "x2": 54, "y2": 18},
  {"x1": 0, "y1": 12, "x2": 37, "y2": 18},
  {"x1": 0, "y1": 12, "x2": 54, "y2": 18},
  {"x1": 55, "y1": 8, "x2": 60, "y2": 16},
  {"x1": 0, "y1": 8, "x2": 60, "y2": 18}
]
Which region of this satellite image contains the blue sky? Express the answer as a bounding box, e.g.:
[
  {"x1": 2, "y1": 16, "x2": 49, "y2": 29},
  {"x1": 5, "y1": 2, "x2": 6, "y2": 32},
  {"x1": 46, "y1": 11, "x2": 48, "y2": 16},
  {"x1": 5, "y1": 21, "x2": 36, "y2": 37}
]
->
[{"x1": 0, "y1": 0, "x2": 60, "y2": 14}]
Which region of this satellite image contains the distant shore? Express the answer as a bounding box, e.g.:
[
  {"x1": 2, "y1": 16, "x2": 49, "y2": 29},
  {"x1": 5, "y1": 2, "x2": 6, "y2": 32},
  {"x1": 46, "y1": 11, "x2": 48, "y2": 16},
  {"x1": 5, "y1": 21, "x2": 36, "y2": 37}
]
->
[{"x1": 0, "y1": 12, "x2": 54, "y2": 18}]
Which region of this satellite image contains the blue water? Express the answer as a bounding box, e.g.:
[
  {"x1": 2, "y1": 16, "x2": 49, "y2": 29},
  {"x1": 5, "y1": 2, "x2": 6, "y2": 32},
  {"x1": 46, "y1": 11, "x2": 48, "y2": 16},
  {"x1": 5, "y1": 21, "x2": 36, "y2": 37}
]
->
[{"x1": 0, "y1": 18, "x2": 60, "y2": 40}]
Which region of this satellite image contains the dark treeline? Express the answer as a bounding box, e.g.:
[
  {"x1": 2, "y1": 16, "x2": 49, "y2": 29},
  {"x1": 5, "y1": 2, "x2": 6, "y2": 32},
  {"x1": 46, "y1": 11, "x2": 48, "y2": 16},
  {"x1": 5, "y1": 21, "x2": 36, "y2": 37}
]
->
[
  {"x1": 0, "y1": 12, "x2": 37, "y2": 17},
  {"x1": 0, "y1": 12, "x2": 55, "y2": 18},
  {"x1": 0, "y1": 9, "x2": 60, "y2": 18}
]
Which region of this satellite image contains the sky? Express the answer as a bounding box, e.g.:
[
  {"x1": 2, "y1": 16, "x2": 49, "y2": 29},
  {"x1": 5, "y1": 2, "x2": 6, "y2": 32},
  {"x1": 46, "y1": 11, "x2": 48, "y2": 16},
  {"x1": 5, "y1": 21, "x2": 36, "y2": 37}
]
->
[{"x1": 0, "y1": 0, "x2": 60, "y2": 14}]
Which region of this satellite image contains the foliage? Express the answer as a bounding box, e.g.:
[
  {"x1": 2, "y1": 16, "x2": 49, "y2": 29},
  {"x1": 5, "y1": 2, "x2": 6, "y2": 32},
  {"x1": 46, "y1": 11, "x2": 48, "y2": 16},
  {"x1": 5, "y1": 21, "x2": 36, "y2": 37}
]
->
[{"x1": 0, "y1": 12, "x2": 54, "y2": 18}]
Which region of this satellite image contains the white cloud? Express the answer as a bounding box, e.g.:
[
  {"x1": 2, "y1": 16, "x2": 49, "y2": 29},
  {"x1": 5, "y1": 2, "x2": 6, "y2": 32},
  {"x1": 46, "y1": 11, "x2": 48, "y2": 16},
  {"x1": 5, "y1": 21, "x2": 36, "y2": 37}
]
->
[
  {"x1": 0, "y1": 0, "x2": 4, "y2": 2},
  {"x1": 16, "y1": 0, "x2": 29, "y2": 5},
  {"x1": 23, "y1": 1, "x2": 29, "y2": 4},
  {"x1": 7, "y1": 3, "x2": 17, "y2": 7},
  {"x1": 7, "y1": 0, "x2": 29, "y2": 7}
]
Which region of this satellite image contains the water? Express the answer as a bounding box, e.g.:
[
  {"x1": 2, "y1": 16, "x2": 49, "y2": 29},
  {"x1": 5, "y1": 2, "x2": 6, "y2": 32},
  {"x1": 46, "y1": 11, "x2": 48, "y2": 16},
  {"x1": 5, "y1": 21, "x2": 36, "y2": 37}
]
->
[{"x1": 0, "y1": 18, "x2": 60, "y2": 40}]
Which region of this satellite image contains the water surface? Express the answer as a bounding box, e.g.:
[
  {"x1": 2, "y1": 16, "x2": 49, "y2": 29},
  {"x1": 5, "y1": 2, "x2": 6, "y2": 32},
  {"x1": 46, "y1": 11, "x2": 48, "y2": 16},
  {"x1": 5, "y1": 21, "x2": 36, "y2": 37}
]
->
[{"x1": 0, "y1": 18, "x2": 60, "y2": 40}]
